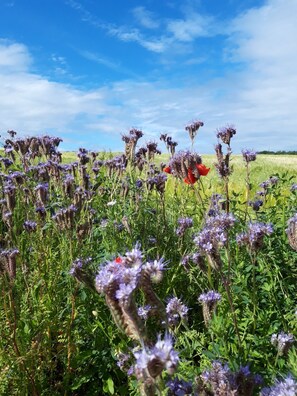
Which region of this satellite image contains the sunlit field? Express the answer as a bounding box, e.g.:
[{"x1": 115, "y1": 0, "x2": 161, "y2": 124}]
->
[{"x1": 0, "y1": 127, "x2": 296, "y2": 395}]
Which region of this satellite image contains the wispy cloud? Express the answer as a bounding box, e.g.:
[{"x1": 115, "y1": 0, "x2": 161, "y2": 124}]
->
[
  {"x1": 107, "y1": 26, "x2": 167, "y2": 53},
  {"x1": 65, "y1": 0, "x2": 218, "y2": 54},
  {"x1": 78, "y1": 50, "x2": 139, "y2": 77},
  {"x1": 132, "y1": 6, "x2": 160, "y2": 29},
  {"x1": 166, "y1": 13, "x2": 217, "y2": 42},
  {"x1": 79, "y1": 50, "x2": 120, "y2": 70}
]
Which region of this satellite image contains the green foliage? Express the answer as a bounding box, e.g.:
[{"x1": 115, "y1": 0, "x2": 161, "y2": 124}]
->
[{"x1": 0, "y1": 131, "x2": 296, "y2": 395}]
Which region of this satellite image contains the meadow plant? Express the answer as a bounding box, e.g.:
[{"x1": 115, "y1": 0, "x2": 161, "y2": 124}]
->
[{"x1": 0, "y1": 125, "x2": 296, "y2": 395}]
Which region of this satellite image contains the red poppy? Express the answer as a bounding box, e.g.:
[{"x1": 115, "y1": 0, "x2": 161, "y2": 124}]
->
[
  {"x1": 163, "y1": 166, "x2": 172, "y2": 174},
  {"x1": 115, "y1": 257, "x2": 123, "y2": 264},
  {"x1": 184, "y1": 168, "x2": 198, "y2": 184},
  {"x1": 196, "y1": 163, "x2": 210, "y2": 176},
  {"x1": 164, "y1": 163, "x2": 210, "y2": 185}
]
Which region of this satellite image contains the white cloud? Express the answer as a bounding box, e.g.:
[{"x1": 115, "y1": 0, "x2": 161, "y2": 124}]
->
[
  {"x1": 166, "y1": 13, "x2": 216, "y2": 42},
  {"x1": 132, "y1": 6, "x2": 160, "y2": 29},
  {"x1": 0, "y1": 40, "x2": 111, "y2": 142},
  {"x1": 107, "y1": 26, "x2": 167, "y2": 53},
  {"x1": 0, "y1": 39, "x2": 32, "y2": 71},
  {"x1": 219, "y1": 0, "x2": 297, "y2": 149},
  {"x1": 1, "y1": 0, "x2": 297, "y2": 153}
]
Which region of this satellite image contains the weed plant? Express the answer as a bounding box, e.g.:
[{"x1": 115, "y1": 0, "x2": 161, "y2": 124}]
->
[{"x1": 0, "y1": 126, "x2": 296, "y2": 395}]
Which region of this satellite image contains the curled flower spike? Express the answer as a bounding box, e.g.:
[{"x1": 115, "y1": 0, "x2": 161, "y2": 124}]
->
[
  {"x1": 198, "y1": 291, "x2": 221, "y2": 326},
  {"x1": 260, "y1": 375, "x2": 297, "y2": 396},
  {"x1": 166, "y1": 297, "x2": 188, "y2": 327},
  {"x1": 134, "y1": 333, "x2": 179, "y2": 380},
  {"x1": 242, "y1": 149, "x2": 257, "y2": 162},
  {"x1": 185, "y1": 120, "x2": 204, "y2": 144},
  {"x1": 176, "y1": 217, "x2": 193, "y2": 237},
  {"x1": 23, "y1": 220, "x2": 37, "y2": 233},
  {"x1": 216, "y1": 125, "x2": 236, "y2": 145},
  {"x1": 271, "y1": 332, "x2": 295, "y2": 355},
  {"x1": 236, "y1": 222, "x2": 273, "y2": 251},
  {"x1": 286, "y1": 213, "x2": 297, "y2": 251},
  {"x1": 166, "y1": 378, "x2": 193, "y2": 396},
  {"x1": 200, "y1": 361, "x2": 262, "y2": 396}
]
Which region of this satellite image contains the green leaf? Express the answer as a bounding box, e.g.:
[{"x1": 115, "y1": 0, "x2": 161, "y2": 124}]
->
[{"x1": 103, "y1": 378, "x2": 114, "y2": 395}]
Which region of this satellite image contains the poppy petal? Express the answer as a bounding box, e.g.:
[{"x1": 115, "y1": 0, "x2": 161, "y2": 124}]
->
[
  {"x1": 184, "y1": 168, "x2": 197, "y2": 184},
  {"x1": 196, "y1": 163, "x2": 210, "y2": 176}
]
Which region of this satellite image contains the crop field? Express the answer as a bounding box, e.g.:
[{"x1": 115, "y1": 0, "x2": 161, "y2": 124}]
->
[{"x1": 0, "y1": 127, "x2": 296, "y2": 395}]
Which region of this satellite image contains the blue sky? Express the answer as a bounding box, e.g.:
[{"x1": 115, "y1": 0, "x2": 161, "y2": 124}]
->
[{"x1": 0, "y1": 0, "x2": 296, "y2": 153}]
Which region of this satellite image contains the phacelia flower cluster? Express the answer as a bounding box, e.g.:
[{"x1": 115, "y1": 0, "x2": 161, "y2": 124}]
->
[
  {"x1": 286, "y1": 213, "x2": 297, "y2": 251},
  {"x1": 69, "y1": 257, "x2": 95, "y2": 291},
  {"x1": 236, "y1": 222, "x2": 273, "y2": 251},
  {"x1": 194, "y1": 213, "x2": 236, "y2": 270},
  {"x1": 271, "y1": 331, "x2": 295, "y2": 355},
  {"x1": 94, "y1": 244, "x2": 167, "y2": 341},
  {"x1": 166, "y1": 297, "x2": 188, "y2": 327},
  {"x1": 23, "y1": 220, "x2": 37, "y2": 233},
  {"x1": 216, "y1": 125, "x2": 236, "y2": 146},
  {"x1": 200, "y1": 361, "x2": 262, "y2": 396},
  {"x1": 176, "y1": 217, "x2": 193, "y2": 237},
  {"x1": 185, "y1": 120, "x2": 204, "y2": 143},
  {"x1": 248, "y1": 199, "x2": 263, "y2": 211},
  {"x1": 134, "y1": 333, "x2": 179, "y2": 380},
  {"x1": 166, "y1": 378, "x2": 193, "y2": 396},
  {"x1": 160, "y1": 134, "x2": 178, "y2": 156},
  {"x1": 198, "y1": 291, "x2": 221, "y2": 326},
  {"x1": 260, "y1": 375, "x2": 297, "y2": 396},
  {"x1": 242, "y1": 149, "x2": 257, "y2": 163}
]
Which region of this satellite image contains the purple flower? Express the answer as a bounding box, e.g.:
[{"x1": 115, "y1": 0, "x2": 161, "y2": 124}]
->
[
  {"x1": 260, "y1": 180, "x2": 270, "y2": 189},
  {"x1": 124, "y1": 243, "x2": 143, "y2": 267},
  {"x1": 135, "y1": 179, "x2": 143, "y2": 189},
  {"x1": 116, "y1": 352, "x2": 133, "y2": 375},
  {"x1": 194, "y1": 213, "x2": 236, "y2": 255},
  {"x1": 216, "y1": 125, "x2": 236, "y2": 145},
  {"x1": 201, "y1": 361, "x2": 232, "y2": 393},
  {"x1": 198, "y1": 290, "x2": 221, "y2": 304},
  {"x1": 199, "y1": 291, "x2": 221, "y2": 326},
  {"x1": 143, "y1": 258, "x2": 166, "y2": 283},
  {"x1": 260, "y1": 375, "x2": 297, "y2": 396},
  {"x1": 249, "y1": 199, "x2": 263, "y2": 211},
  {"x1": 291, "y1": 183, "x2": 297, "y2": 192},
  {"x1": 166, "y1": 297, "x2": 188, "y2": 326},
  {"x1": 176, "y1": 217, "x2": 193, "y2": 237},
  {"x1": 137, "y1": 305, "x2": 152, "y2": 321},
  {"x1": 166, "y1": 378, "x2": 193, "y2": 396},
  {"x1": 185, "y1": 120, "x2": 204, "y2": 142},
  {"x1": 242, "y1": 149, "x2": 257, "y2": 162},
  {"x1": 286, "y1": 213, "x2": 297, "y2": 250},
  {"x1": 269, "y1": 176, "x2": 279, "y2": 185},
  {"x1": 23, "y1": 220, "x2": 37, "y2": 233},
  {"x1": 146, "y1": 173, "x2": 167, "y2": 194},
  {"x1": 185, "y1": 120, "x2": 204, "y2": 133},
  {"x1": 70, "y1": 257, "x2": 95, "y2": 290},
  {"x1": 237, "y1": 222, "x2": 273, "y2": 250},
  {"x1": 271, "y1": 332, "x2": 295, "y2": 355},
  {"x1": 69, "y1": 257, "x2": 92, "y2": 276},
  {"x1": 134, "y1": 333, "x2": 179, "y2": 379}
]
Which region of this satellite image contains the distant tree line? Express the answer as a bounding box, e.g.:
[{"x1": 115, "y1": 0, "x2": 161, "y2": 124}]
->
[{"x1": 258, "y1": 150, "x2": 297, "y2": 155}]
